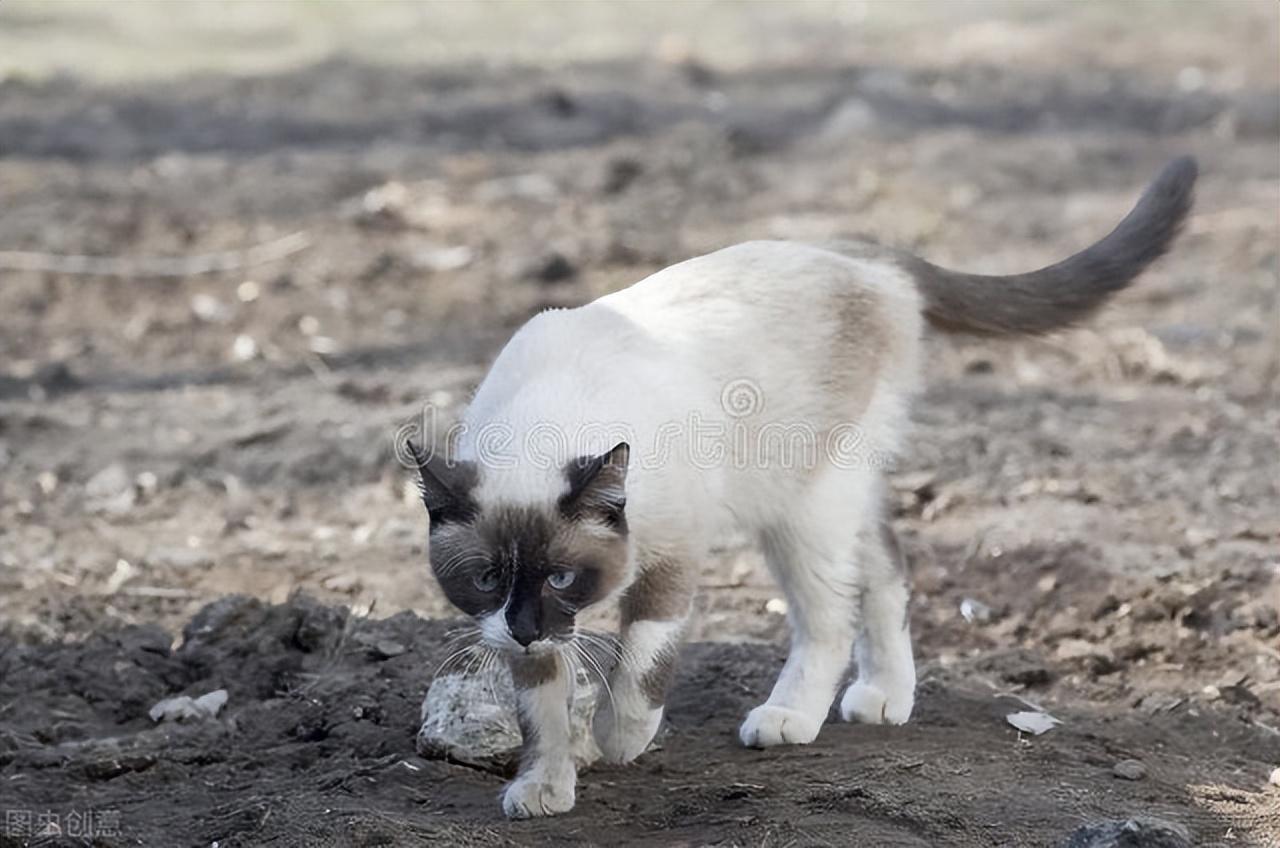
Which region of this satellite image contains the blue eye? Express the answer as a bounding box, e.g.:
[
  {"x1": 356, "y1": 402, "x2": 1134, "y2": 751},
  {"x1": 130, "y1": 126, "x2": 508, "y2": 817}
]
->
[
  {"x1": 547, "y1": 570, "x2": 575, "y2": 590},
  {"x1": 473, "y1": 568, "x2": 501, "y2": 593}
]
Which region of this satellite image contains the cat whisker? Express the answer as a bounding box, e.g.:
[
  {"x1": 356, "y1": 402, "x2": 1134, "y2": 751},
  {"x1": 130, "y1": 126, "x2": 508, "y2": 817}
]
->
[
  {"x1": 434, "y1": 643, "x2": 481, "y2": 678},
  {"x1": 570, "y1": 641, "x2": 616, "y2": 718}
]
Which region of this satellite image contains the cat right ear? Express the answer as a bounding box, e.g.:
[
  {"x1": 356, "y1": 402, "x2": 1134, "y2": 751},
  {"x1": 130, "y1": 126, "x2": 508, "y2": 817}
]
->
[{"x1": 405, "y1": 440, "x2": 478, "y2": 527}]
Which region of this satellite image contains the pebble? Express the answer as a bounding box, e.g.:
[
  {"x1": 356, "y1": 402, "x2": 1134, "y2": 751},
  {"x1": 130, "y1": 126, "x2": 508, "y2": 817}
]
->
[
  {"x1": 372, "y1": 640, "x2": 407, "y2": 659},
  {"x1": 960, "y1": 597, "x2": 993, "y2": 624},
  {"x1": 1112, "y1": 759, "x2": 1147, "y2": 781},
  {"x1": 149, "y1": 689, "x2": 228, "y2": 723},
  {"x1": 85, "y1": 463, "x2": 131, "y2": 500},
  {"x1": 1060, "y1": 817, "x2": 1190, "y2": 848},
  {"x1": 85, "y1": 463, "x2": 137, "y2": 515}
]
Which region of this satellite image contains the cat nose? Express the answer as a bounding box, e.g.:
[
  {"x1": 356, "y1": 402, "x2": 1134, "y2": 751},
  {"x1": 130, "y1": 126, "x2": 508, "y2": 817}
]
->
[{"x1": 507, "y1": 605, "x2": 540, "y2": 647}]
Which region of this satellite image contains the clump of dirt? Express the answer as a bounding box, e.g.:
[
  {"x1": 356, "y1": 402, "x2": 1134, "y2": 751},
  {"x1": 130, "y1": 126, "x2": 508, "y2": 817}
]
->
[{"x1": 1, "y1": 595, "x2": 1276, "y2": 847}]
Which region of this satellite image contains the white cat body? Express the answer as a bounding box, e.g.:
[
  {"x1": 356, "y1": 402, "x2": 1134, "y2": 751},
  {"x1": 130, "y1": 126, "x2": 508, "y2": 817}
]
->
[
  {"x1": 409, "y1": 158, "x2": 1198, "y2": 818},
  {"x1": 458, "y1": 240, "x2": 923, "y2": 557}
]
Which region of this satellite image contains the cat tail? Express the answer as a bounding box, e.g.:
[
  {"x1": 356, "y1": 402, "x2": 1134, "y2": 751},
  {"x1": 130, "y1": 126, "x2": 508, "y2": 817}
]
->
[{"x1": 906, "y1": 156, "x2": 1197, "y2": 335}]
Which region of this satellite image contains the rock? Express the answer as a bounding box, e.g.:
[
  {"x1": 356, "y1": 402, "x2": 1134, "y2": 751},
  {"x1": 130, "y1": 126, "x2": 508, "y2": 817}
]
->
[
  {"x1": 190, "y1": 293, "x2": 231, "y2": 323},
  {"x1": 417, "y1": 664, "x2": 599, "y2": 775},
  {"x1": 371, "y1": 640, "x2": 407, "y2": 659},
  {"x1": 86, "y1": 463, "x2": 131, "y2": 500},
  {"x1": 1269, "y1": 766, "x2": 1280, "y2": 787},
  {"x1": 960, "y1": 597, "x2": 994, "y2": 624},
  {"x1": 85, "y1": 463, "x2": 136, "y2": 515},
  {"x1": 1059, "y1": 817, "x2": 1191, "y2": 848},
  {"x1": 231, "y1": 334, "x2": 259, "y2": 362},
  {"x1": 1112, "y1": 759, "x2": 1147, "y2": 781},
  {"x1": 149, "y1": 689, "x2": 228, "y2": 723},
  {"x1": 1006, "y1": 710, "x2": 1061, "y2": 736},
  {"x1": 410, "y1": 244, "x2": 474, "y2": 273}
]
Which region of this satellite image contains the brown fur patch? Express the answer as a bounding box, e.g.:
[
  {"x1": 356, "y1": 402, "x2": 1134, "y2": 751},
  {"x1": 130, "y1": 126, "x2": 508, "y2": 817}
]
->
[
  {"x1": 619, "y1": 557, "x2": 693, "y2": 625},
  {"x1": 639, "y1": 645, "x2": 680, "y2": 708},
  {"x1": 828, "y1": 282, "x2": 888, "y2": 416},
  {"x1": 510, "y1": 653, "x2": 560, "y2": 690}
]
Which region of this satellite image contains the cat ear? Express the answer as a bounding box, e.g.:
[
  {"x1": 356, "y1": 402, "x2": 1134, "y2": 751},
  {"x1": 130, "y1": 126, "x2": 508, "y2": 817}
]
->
[
  {"x1": 406, "y1": 440, "x2": 477, "y2": 527},
  {"x1": 560, "y1": 441, "x2": 629, "y2": 528}
]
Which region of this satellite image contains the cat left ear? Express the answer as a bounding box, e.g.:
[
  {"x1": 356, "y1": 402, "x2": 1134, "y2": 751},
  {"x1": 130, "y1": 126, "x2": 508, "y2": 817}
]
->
[
  {"x1": 560, "y1": 441, "x2": 629, "y2": 528},
  {"x1": 406, "y1": 440, "x2": 478, "y2": 528}
]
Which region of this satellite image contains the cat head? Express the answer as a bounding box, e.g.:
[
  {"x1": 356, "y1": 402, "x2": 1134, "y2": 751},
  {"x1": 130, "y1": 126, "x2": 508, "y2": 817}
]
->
[{"x1": 408, "y1": 440, "x2": 631, "y2": 654}]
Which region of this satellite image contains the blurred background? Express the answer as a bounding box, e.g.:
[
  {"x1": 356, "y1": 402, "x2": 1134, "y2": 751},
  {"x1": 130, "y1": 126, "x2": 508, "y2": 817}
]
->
[{"x1": 0, "y1": 0, "x2": 1276, "y2": 694}]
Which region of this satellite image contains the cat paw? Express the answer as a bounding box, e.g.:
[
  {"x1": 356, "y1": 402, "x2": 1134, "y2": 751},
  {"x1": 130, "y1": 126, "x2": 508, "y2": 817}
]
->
[
  {"x1": 593, "y1": 702, "x2": 662, "y2": 764},
  {"x1": 501, "y1": 764, "x2": 576, "y2": 819},
  {"x1": 839, "y1": 679, "x2": 914, "y2": 725},
  {"x1": 738, "y1": 704, "x2": 822, "y2": 748}
]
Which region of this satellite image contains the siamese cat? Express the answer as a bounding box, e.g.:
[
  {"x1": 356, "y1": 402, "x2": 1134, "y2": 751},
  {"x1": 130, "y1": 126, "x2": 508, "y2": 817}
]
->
[{"x1": 408, "y1": 157, "x2": 1196, "y2": 818}]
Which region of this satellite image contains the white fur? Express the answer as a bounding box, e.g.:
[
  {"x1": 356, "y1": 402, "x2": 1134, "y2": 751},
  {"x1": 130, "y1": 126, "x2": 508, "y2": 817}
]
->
[
  {"x1": 454, "y1": 241, "x2": 925, "y2": 814},
  {"x1": 594, "y1": 618, "x2": 685, "y2": 763},
  {"x1": 503, "y1": 657, "x2": 576, "y2": 819}
]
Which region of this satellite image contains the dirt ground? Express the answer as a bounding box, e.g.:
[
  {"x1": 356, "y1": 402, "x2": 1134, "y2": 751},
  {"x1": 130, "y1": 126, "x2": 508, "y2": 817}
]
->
[{"x1": 1, "y1": 2, "x2": 1278, "y2": 846}]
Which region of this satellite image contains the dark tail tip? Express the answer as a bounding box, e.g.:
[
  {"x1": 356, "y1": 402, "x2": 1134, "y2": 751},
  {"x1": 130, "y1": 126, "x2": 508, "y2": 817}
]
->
[
  {"x1": 917, "y1": 155, "x2": 1199, "y2": 336},
  {"x1": 1138, "y1": 155, "x2": 1198, "y2": 236}
]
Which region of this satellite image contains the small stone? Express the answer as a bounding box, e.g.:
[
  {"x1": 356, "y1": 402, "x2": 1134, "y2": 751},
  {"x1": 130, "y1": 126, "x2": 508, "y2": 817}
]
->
[
  {"x1": 190, "y1": 293, "x2": 230, "y2": 323},
  {"x1": 1112, "y1": 759, "x2": 1147, "y2": 780},
  {"x1": 236, "y1": 280, "x2": 260, "y2": 302},
  {"x1": 1060, "y1": 816, "x2": 1190, "y2": 848},
  {"x1": 1006, "y1": 710, "x2": 1061, "y2": 736},
  {"x1": 372, "y1": 640, "x2": 407, "y2": 659},
  {"x1": 231, "y1": 334, "x2": 258, "y2": 362},
  {"x1": 960, "y1": 597, "x2": 993, "y2": 624},
  {"x1": 411, "y1": 244, "x2": 474, "y2": 273},
  {"x1": 36, "y1": 471, "x2": 59, "y2": 495},
  {"x1": 85, "y1": 463, "x2": 131, "y2": 500},
  {"x1": 149, "y1": 689, "x2": 228, "y2": 722},
  {"x1": 85, "y1": 463, "x2": 137, "y2": 515},
  {"x1": 1268, "y1": 766, "x2": 1280, "y2": 787}
]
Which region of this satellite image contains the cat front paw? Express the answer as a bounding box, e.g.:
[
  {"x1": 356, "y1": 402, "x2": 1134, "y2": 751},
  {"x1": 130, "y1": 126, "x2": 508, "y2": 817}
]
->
[
  {"x1": 738, "y1": 704, "x2": 822, "y2": 748},
  {"x1": 501, "y1": 762, "x2": 576, "y2": 819},
  {"x1": 840, "y1": 679, "x2": 914, "y2": 725},
  {"x1": 593, "y1": 700, "x2": 663, "y2": 764}
]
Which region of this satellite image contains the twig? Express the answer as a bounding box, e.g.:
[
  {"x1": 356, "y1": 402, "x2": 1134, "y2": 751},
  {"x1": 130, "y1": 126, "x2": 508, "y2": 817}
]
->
[{"x1": 0, "y1": 231, "x2": 311, "y2": 277}]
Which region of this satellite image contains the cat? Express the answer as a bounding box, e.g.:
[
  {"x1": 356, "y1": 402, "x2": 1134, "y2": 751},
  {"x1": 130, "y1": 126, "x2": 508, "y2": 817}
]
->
[{"x1": 407, "y1": 156, "x2": 1196, "y2": 818}]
